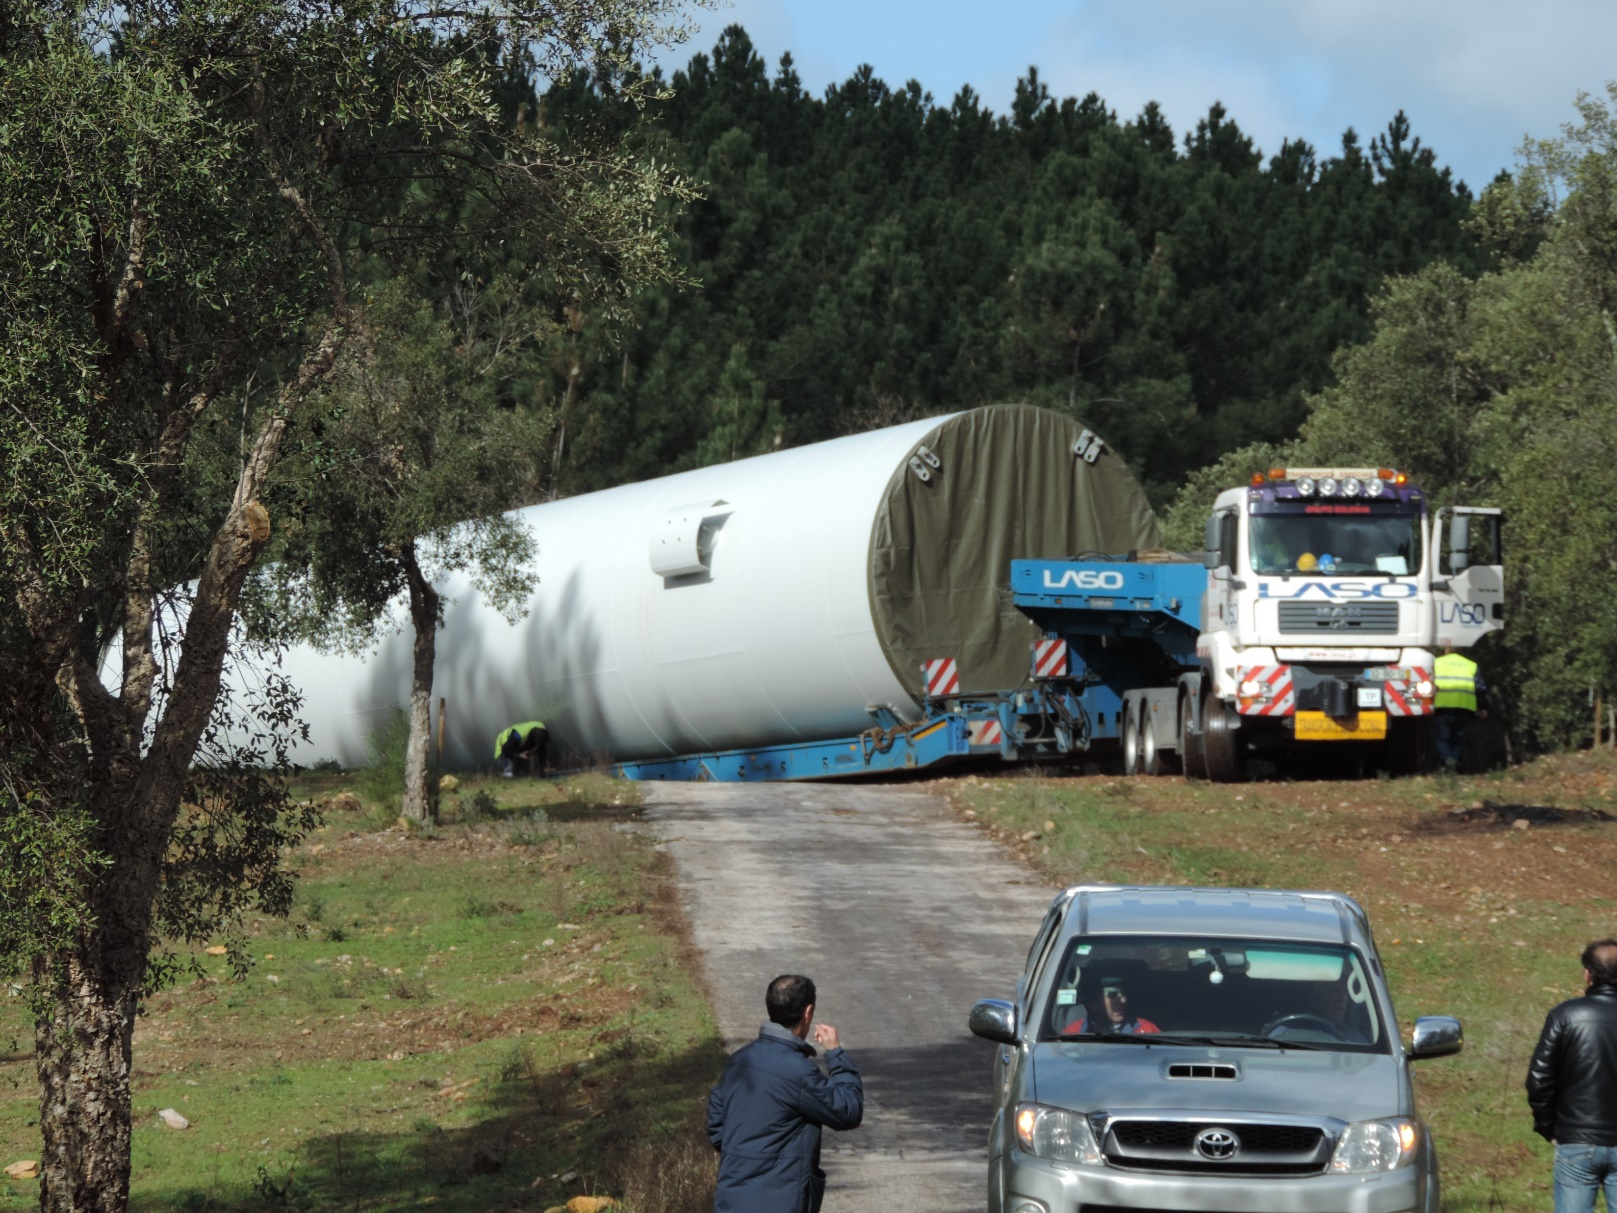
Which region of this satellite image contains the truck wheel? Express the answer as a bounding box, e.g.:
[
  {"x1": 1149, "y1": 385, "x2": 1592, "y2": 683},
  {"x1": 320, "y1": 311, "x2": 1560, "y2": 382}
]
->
[
  {"x1": 1141, "y1": 706, "x2": 1176, "y2": 776},
  {"x1": 1122, "y1": 705, "x2": 1142, "y2": 776},
  {"x1": 1203, "y1": 701, "x2": 1246, "y2": 783},
  {"x1": 1179, "y1": 693, "x2": 1207, "y2": 780}
]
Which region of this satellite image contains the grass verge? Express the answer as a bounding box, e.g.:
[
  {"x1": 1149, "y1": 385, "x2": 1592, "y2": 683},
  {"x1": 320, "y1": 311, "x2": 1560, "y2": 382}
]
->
[
  {"x1": 945, "y1": 749, "x2": 1617, "y2": 1213},
  {"x1": 0, "y1": 771, "x2": 723, "y2": 1213}
]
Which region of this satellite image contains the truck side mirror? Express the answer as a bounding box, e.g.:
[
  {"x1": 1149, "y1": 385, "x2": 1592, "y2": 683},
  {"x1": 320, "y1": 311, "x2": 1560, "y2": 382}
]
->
[{"x1": 1203, "y1": 516, "x2": 1221, "y2": 568}]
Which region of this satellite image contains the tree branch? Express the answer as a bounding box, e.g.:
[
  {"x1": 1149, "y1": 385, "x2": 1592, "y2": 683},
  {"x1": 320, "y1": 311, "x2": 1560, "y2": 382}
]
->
[
  {"x1": 120, "y1": 353, "x2": 237, "y2": 733},
  {"x1": 134, "y1": 319, "x2": 348, "y2": 853}
]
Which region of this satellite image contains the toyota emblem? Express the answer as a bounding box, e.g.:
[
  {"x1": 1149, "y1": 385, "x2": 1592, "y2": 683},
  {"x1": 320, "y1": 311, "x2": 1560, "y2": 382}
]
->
[{"x1": 1194, "y1": 1127, "x2": 1240, "y2": 1160}]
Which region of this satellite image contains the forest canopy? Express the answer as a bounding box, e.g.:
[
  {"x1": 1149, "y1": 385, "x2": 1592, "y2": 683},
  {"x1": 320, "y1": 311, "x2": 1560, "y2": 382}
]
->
[{"x1": 538, "y1": 25, "x2": 1485, "y2": 504}]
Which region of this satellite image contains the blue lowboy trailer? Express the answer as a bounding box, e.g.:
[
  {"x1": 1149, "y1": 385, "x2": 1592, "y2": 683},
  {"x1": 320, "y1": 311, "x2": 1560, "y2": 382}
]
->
[{"x1": 615, "y1": 556, "x2": 1205, "y2": 782}]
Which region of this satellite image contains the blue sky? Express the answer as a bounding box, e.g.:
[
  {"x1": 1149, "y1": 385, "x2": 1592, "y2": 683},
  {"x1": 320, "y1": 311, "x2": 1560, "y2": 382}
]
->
[{"x1": 661, "y1": 0, "x2": 1617, "y2": 193}]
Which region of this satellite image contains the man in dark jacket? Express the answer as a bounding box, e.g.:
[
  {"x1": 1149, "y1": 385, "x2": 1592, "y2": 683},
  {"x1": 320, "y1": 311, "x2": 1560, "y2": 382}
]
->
[
  {"x1": 707, "y1": 974, "x2": 863, "y2": 1213},
  {"x1": 1526, "y1": 939, "x2": 1617, "y2": 1212}
]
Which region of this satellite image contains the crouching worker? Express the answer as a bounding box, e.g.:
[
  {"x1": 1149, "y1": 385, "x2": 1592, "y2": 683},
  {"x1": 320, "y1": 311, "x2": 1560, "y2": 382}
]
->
[
  {"x1": 707, "y1": 974, "x2": 863, "y2": 1213},
  {"x1": 495, "y1": 721, "x2": 548, "y2": 778}
]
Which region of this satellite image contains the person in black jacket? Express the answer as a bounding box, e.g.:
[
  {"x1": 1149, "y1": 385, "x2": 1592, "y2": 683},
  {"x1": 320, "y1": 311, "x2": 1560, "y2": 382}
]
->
[
  {"x1": 1526, "y1": 939, "x2": 1617, "y2": 1213},
  {"x1": 707, "y1": 974, "x2": 863, "y2": 1213}
]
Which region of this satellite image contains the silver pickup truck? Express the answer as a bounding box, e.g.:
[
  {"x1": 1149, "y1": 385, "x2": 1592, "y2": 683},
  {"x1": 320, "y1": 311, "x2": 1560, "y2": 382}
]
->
[{"x1": 969, "y1": 885, "x2": 1462, "y2": 1213}]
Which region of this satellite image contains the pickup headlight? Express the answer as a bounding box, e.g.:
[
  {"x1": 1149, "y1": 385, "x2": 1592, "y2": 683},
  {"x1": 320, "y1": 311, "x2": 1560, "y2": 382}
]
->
[
  {"x1": 1329, "y1": 1118, "x2": 1418, "y2": 1172},
  {"x1": 1014, "y1": 1103, "x2": 1103, "y2": 1164}
]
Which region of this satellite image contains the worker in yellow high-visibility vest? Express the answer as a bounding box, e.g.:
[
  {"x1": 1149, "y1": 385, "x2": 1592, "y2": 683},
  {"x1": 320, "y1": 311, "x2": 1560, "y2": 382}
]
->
[
  {"x1": 1433, "y1": 643, "x2": 1487, "y2": 770},
  {"x1": 496, "y1": 721, "x2": 549, "y2": 778}
]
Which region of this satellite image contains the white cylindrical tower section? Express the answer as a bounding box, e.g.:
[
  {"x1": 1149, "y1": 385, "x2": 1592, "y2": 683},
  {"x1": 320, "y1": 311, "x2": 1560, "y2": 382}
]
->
[{"x1": 276, "y1": 404, "x2": 1159, "y2": 769}]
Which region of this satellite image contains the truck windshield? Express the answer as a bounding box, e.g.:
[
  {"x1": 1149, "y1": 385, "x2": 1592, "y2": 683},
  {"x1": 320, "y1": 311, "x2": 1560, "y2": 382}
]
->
[
  {"x1": 1249, "y1": 506, "x2": 1422, "y2": 577},
  {"x1": 1039, "y1": 935, "x2": 1387, "y2": 1052}
]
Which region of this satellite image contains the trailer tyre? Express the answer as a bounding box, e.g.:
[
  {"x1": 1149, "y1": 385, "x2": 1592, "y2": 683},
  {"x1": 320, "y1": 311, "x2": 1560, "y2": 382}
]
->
[
  {"x1": 1179, "y1": 693, "x2": 1208, "y2": 781},
  {"x1": 1203, "y1": 701, "x2": 1246, "y2": 783},
  {"x1": 1122, "y1": 705, "x2": 1142, "y2": 777}
]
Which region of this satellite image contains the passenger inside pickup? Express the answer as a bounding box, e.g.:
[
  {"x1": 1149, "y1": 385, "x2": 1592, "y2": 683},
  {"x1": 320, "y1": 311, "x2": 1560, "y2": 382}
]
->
[{"x1": 1059, "y1": 976, "x2": 1161, "y2": 1037}]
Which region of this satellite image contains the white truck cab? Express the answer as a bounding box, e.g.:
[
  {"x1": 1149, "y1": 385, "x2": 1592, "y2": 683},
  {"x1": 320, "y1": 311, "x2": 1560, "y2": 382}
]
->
[{"x1": 1188, "y1": 468, "x2": 1502, "y2": 778}]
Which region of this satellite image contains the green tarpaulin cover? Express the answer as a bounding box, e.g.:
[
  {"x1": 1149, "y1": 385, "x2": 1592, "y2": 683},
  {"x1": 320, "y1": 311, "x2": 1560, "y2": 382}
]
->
[{"x1": 868, "y1": 404, "x2": 1160, "y2": 699}]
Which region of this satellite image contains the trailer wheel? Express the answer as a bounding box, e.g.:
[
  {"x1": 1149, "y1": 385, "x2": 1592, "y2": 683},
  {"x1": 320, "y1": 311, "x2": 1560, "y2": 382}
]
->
[
  {"x1": 1122, "y1": 704, "x2": 1142, "y2": 776},
  {"x1": 1179, "y1": 693, "x2": 1207, "y2": 780},
  {"x1": 1203, "y1": 701, "x2": 1246, "y2": 783}
]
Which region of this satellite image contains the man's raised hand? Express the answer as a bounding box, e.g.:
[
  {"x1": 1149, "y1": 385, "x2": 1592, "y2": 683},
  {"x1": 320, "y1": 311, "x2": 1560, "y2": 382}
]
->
[{"x1": 813, "y1": 1023, "x2": 841, "y2": 1051}]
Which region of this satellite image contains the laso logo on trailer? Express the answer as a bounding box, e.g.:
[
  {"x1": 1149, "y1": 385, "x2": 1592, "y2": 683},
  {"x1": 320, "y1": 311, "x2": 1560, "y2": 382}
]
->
[{"x1": 1042, "y1": 569, "x2": 1126, "y2": 591}]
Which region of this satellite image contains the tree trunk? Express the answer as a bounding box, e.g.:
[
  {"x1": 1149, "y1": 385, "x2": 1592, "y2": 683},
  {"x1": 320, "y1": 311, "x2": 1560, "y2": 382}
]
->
[
  {"x1": 401, "y1": 545, "x2": 440, "y2": 823},
  {"x1": 35, "y1": 960, "x2": 139, "y2": 1213}
]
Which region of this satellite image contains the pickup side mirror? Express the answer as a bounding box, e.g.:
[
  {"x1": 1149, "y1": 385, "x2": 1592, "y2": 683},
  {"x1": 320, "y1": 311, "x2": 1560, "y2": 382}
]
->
[
  {"x1": 1409, "y1": 1015, "x2": 1463, "y2": 1059},
  {"x1": 969, "y1": 998, "x2": 1020, "y2": 1044}
]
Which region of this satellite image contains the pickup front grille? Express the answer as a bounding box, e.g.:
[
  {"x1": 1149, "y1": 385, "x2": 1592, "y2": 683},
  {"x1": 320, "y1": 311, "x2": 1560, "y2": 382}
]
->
[
  {"x1": 1278, "y1": 600, "x2": 1400, "y2": 634},
  {"x1": 1103, "y1": 1119, "x2": 1329, "y2": 1176}
]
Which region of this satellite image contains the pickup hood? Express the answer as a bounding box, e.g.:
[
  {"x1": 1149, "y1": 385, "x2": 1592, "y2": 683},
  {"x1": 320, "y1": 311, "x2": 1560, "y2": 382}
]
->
[{"x1": 1031, "y1": 1042, "x2": 1403, "y2": 1124}]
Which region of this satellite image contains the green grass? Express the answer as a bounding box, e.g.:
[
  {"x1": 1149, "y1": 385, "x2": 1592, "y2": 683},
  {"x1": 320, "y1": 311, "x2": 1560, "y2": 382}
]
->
[
  {"x1": 0, "y1": 772, "x2": 722, "y2": 1213},
  {"x1": 949, "y1": 750, "x2": 1617, "y2": 1213}
]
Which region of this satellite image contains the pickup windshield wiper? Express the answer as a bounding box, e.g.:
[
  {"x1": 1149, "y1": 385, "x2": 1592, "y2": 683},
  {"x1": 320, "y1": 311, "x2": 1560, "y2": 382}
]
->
[{"x1": 1205, "y1": 1033, "x2": 1331, "y2": 1051}]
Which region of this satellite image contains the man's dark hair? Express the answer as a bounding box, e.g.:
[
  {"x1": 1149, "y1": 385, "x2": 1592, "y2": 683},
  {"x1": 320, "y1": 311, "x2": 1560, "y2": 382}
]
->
[
  {"x1": 766, "y1": 974, "x2": 816, "y2": 1027},
  {"x1": 1582, "y1": 939, "x2": 1617, "y2": 986}
]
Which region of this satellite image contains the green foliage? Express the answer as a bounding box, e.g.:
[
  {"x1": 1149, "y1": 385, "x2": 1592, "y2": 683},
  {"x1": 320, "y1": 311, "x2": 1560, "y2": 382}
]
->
[
  {"x1": 354, "y1": 711, "x2": 411, "y2": 811},
  {"x1": 0, "y1": 791, "x2": 106, "y2": 994},
  {"x1": 536, "y1": 32, "x2": 1481, "y2": 504},
  {"x1": 1157, "y1": 440, "x2": 1296, "y2": 552},
  {"x1": 248, "y1": 280, "x2": 550, "y2": 651}
]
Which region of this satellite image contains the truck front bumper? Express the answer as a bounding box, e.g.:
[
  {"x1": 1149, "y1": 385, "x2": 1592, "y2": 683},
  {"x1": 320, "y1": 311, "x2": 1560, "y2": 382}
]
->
[{"x1": 1001, "y1": 1149, "x2": 1425, "y2": 1213}]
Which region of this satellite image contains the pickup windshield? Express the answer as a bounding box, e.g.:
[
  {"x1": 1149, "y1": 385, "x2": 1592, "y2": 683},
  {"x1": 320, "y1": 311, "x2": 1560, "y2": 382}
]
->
[
  {"x1": 1249, "y1": 504, "x2": 1422, "y2": 577},
  {"x1": 1038, "y1": 935, "x2": 1387, "y2": 1053}
]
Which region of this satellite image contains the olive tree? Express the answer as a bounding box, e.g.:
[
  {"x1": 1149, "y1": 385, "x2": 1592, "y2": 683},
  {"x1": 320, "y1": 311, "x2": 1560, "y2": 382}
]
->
[{"x1": 0, "y1": 1, "x2": 698, "y2": 1208}]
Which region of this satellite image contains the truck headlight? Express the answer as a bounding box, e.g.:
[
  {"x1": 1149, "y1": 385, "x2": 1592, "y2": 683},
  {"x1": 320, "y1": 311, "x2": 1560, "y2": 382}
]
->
[
  {"x1": 1364, "y1": 477, "x2": 1386, "y2": 497},
  {"x1": 1318, "y1": 476, "x2": 1339, "y2": 496},
  {"x1": 1296, "y1": 476, "x2": 1316, "y2": 496},
  {"x1": 1329, "y1": 1118, "x2": 1418, "y2": 1173},
  {"x1": 1015, "y1": 1103, "x2": 1103, "y2": 1165},
  {"x1": 1342, "y1": 477, "x2": 1362, "y2": 497}
]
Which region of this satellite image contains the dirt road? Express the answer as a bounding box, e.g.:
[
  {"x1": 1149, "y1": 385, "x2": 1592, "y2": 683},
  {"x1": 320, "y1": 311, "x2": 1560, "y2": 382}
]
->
[{"x1": 642, "y1": 781, "x2": 1053, "y2": 1213}]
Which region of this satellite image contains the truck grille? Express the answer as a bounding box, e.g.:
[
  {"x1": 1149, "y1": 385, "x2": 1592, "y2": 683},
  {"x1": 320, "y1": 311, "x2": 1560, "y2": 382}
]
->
[
  {"x1": 1103, "y1": 1119, "x2": 1329, "y2": 1176},
  {"x1": 1277, "y1": 601, "x2": 1400, "y2": 634}
]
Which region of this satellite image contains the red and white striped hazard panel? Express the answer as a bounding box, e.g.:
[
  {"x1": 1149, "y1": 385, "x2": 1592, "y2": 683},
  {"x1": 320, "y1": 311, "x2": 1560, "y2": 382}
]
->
[
  {"x1": 1032, "y1": 638, "x2": 1069, "y2": 678},
  {"x1": 923, "y1": 657, "x2": 960, "y2": 697},
  {"x1": 1384, "y1": 666, "x2": 1433, "y2": 717},
  {"x1": 968, "y1": 720, "x2": 1003, "y2": 746},
  {"x1": 1237, "y1": 664, "x2": 1295, "y2": 716}
]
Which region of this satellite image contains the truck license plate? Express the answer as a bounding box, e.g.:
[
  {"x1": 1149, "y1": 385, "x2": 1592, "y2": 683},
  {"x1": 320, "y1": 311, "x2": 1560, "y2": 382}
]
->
[{"x1": 1295, "y1": 711, "x2": 1388, "y2": 741}]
